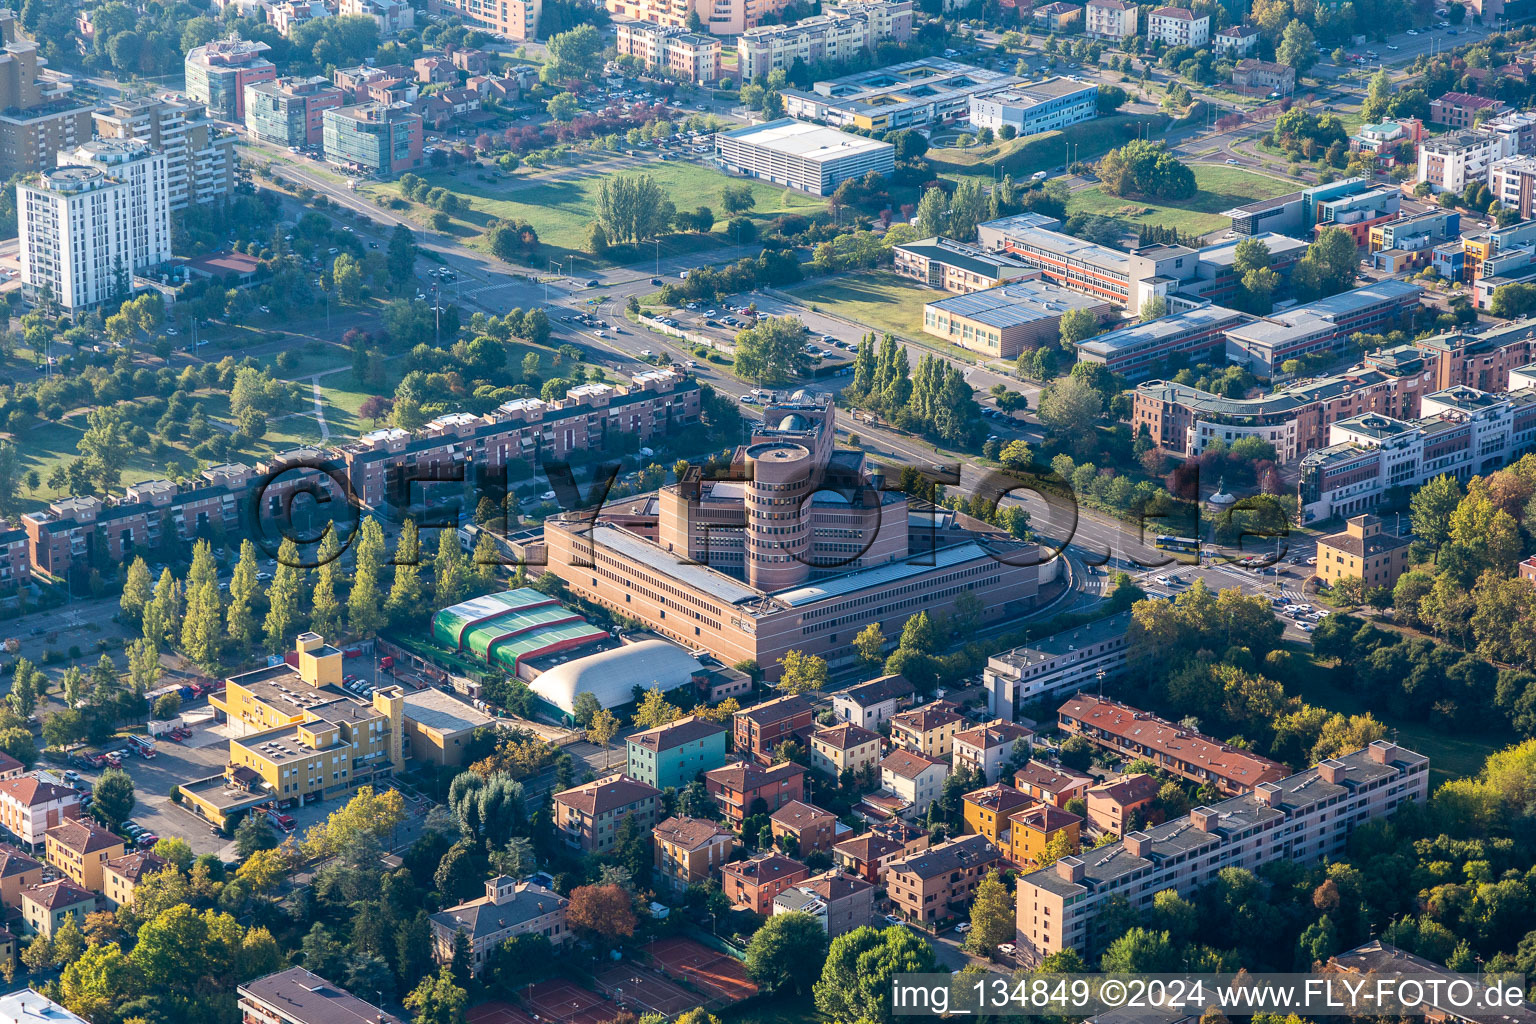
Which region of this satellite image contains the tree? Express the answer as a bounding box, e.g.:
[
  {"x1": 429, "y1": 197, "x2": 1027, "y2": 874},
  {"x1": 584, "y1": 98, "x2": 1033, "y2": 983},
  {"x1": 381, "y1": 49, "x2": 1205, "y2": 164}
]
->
[
  {"x1": 434, "y1": 525, "x2": 468, "y2": 607},
  {"x1": 814, "y1": 925, "x2": 936, "y2": 1023},
  {"x1": 1293, "y1": 226, "x2": 1359, "y2": 301},
  {"x1": 571, "y1": 692, "x2": 601, "y2": 728},
  {"x1": 633, "y1": 686, "x2": 682, "y2": 729},
  {"x1": 301, "y1": 786, "x2": 406, "y2": 860},
  {"x1": 586, "y1": 708, "x2": 619, "y2": 769},
  {"x1": 541, "y1": 24, "x2": 604, "y2": 83},
  {"x1": 744, "y1": 912, "x2": 829, "y2": 995},
  {"x1": 721, "y1": 184, "x2": 756, "y2": 215},
  {"x1": 546, "y1": 92, "x2": 579, "y2": 121},
  {"x1": 778, "y1": 650, "x2": 827, "y2": 695},
  {"x1": 853, "y1": 623, "x2": 887, "y2": 666},
  {"x1": 388, "y1": 519, "x2": 424, "y2": 622},
  {"x1": 227, "y1": 540, "x2": 259, "y2": 653},
  {"x1": 566, "y1": 884, "x2": 638, "y2": 941},
  {"x1": 94, "y1": 768, "x2": 135, "y2": 829},
  {"x1": 965, "y1": 870, "x2": 1015, "y2": 955},
  {"x1": 1491, "y1": 282, "x2": 1536, "y2": 318},
  {"x1": 594, "y1": 174, "x2": 675, "y2": 244},
  {"x1": 60, "y1": 941, "x2": 134, "y2": 1022},
  {"x1": 1277, "y1": 21, "x2": 1318, "y2": 75},
  {"x1": 1098, "y1": 140, "x2": 1195, "y2": 200},
  {"x1": 348, "y1": 518, "x2": 387, "y2": 636},
  {"x1": 1058, "y1": 308, "x2": 1101, "y2": 347},
  {"x1": 236, "y1": 847, "x2": 289, "y2": 902},
  {"x1": 1038, "y1": 377, "x2": 1103, "y2": 455},
  {"x1": 1411, "y1": 474, "x2": 1461, "y2": 549},
  {"x1": 387, "y1": 225, "x2": 416, "y2": 290},
  {"x1": 1139, "y1": 295, "x2": 1168, "y2": 322},
  {"x1": 120, "y1": 558, "x2": 152, "y2": 624},
  {"x1": 1101, "y1": 927, "x2": 1178, "y2": 972},
  {"x1": 310, "y1": 528, "x2": 343, "y2": 639},
  {"x1": 263, "y1": 538, "x2": 302, "y2": 654},
  {"x1": 734, "y1": 316, "x2": 806, "y2": 385},
  {"x1": 180, "y1": 540, "x2": 222, "y2": 671},
  {"x1": 404, "y1": 966, "x2": 469, "y2": 1024}
]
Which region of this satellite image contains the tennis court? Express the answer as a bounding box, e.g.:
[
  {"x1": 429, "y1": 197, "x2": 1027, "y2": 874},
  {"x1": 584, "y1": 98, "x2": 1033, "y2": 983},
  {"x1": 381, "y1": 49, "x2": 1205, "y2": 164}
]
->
[
  {"x1": 642, "y1": 937, "x2": 758, "y2": 1005},
  {"x1": 468, "y1": 1002, "x2": 539, "y2": 1024},
  {"x1": 520, "y1": 979, "x2": 619, "y2": 1024},
  {"x1": 594, "y1": 962, "x2": 702, "y2": 1017}
]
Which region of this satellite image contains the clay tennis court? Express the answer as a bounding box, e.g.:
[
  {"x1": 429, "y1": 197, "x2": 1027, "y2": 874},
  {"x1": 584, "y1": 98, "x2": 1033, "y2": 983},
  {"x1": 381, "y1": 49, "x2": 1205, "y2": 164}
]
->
[
  {"x1": 520, "y1": 979, "x2": 620, "y2": 1024},
  {"x1": 594, "y1": 962, "x2": 702, "y2": 1017},
  {"x1": 468, "y1": 1002, "x2": 539, "y2": 1024},
  {"x1": 642, "y1": 937, "x2": 759, "y2": 1005}
]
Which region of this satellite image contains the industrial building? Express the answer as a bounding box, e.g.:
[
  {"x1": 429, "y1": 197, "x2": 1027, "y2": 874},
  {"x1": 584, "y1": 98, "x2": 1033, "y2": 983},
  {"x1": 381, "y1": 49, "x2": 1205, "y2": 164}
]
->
[
  {"x1": 922, "y1": 280, "x2": 1113, "y2": 359},
  {"x1": 714, "y1": 118, "x2": 894, "y2": 196}
]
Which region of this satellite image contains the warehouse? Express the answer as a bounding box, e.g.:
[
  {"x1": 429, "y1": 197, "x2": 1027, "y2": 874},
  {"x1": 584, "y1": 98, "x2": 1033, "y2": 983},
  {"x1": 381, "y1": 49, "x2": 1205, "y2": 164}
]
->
[{"x1": 714, "y1": 118, "x2": 894, "y2": 196}]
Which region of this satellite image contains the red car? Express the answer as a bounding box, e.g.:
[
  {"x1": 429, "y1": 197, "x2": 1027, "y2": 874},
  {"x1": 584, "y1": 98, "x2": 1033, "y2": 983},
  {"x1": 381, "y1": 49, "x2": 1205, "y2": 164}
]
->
[{"x1": 343, "y1": 647, "x2": 363, "y2": 659}]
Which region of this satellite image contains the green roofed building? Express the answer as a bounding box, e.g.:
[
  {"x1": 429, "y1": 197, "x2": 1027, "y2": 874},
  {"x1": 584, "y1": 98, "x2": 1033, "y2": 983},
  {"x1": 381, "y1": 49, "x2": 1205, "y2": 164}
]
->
[{"x1": 431, "y1": 589, "x2": 609, "y2": 677}]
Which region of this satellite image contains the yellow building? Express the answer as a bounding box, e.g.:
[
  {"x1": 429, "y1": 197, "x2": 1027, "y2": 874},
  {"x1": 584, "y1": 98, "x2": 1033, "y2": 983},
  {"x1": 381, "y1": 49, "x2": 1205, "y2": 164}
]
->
[
  {"x1": 1007, "y1": 804, "x2": 1082, "y2": 867},
  {"x1": 889, "y1": 702, "x2": 965, "y2": 760},
  {"x1": 184, "y1": 633, "x2": 405, "y2": 825},
  {"x1": 962, "y1": 783, "x2": 1032, "y2": 848},
  {"x1": 1315, "y1": 514, "x2": 1412, "y2": 591},
  {"x1": 20, "y1": 879, "x2": 93, "y2": 938},
  {"x1": 103, "y1": 850, "x2": 167, "y2": 908},
  {"x1": 810, "y1": 722, "x2": 882, "y2": 777},
  {"x1": 44, "y1": 819, "x2": 124, "y2": 892}
]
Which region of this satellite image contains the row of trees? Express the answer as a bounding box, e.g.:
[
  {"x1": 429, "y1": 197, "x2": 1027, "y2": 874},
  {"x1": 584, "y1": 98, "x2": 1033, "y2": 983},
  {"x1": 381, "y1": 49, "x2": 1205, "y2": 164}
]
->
[{"x1": 844, "y1": 333, "x2": 987, "y2": 448}]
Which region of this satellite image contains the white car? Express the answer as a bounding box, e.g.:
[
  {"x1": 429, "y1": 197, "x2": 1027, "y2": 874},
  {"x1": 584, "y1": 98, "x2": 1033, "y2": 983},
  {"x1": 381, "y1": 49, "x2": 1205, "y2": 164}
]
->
[
  {"x1": 998, "y1": 944, "x2": 1017, "y2": 957},
  {"x1": 956, "y1": 922, "x2": 972, "y2": 933},
  {"x1": 640, "y1": 349, "x2": 654, "y2": 357},
  {"x1": 1155, "y1": 575, "x2": 1172, "y2": 585}
]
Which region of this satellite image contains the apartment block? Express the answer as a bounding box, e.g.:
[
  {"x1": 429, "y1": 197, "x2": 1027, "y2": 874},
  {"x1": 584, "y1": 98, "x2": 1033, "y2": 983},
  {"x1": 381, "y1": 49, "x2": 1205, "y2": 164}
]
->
[
  {"x1": 890, "y1": 702, "x2": 966, "y2": 759},
  {"x1": 832, "y1": 822, "x2": 929, "y2": 883},
  {"x1": 626, "y1": 716, "x2": 728, "y2": 790},
  {"x1": 733, "y1": 694, "x2": 816, "y2": 763},
  {"x1": 56, "y1": 140, "x2": 172, "y2": 276},
  {"x1": 984, "y1": 611, "x2": 1132, "y2": 721},
  {"x1": 1368, "y1": 209, "x2": 1461, "y2": 273},
  {"x1": 44, "y1": 819, "x2": 124, "y2": 892},
  {"x1": 723, "y1": 852, "x2": 809, "y2": 913},
  {"x1": 769, "y1": 800, "x2": 838, "y2": 854},
  {"x1": 19, "y1": 879, "x2": 93, "y2": 938},
  {"x1": 94, "y1": 96, "x2": 237, "y2": 209},
  {"x1": 879, "y1": 748, "x2": 948, "y2": 817},
  {"x1": 963, "y1": 782, "x2": 1033, "y2": 848},
  {"x1": 1014, "y1": 742, "x2": 1429, "y2": 964},
  {"x1": 322, "y1": 102, "x2": 423, "y2": 176},
  {"x1": 102, "y1": 850, "x2": 167, "y2": 909},
  {"x1": 1013, "y1": 761, "x2": 1092, "y2": 807},
  {"x1": 1147, "y1": 6, "x2": 1209, "y2": 47},
  {"x1": 605, "y1": 0, "x2": 796, "y2": 35},
  {"x1": 1491, "y1": 155, "x2": 1536, "y2": 219},
  {"x1": 887, "y1": 833, "x2": 1001, "y2": 926},
  {"x1": 1418, "y1": 131, "x2": 1513, "y2": 194},
  {"x1": 1084, "y1": 0, "x2": 1137, "y2": 40},
  {"x1": 953, "y1": 721, "x2": 1034, "y2": 783},
  {"x1": 1008, "y1": 804, "x2": 1081, "y2": 867},
  {"x1": 244, "y1": 76, "x2": 344, "y2": 148},
  {"x1": 809, "y1": 721, "x2": 882, "y2": 777},
  {"x1": 831, "y1": 674, "x2": 914, "y2": 729},
  {"x1": 1429, "y1": 91, "x2": 1505, "y2": 129},
  {"x1": 553, "y1": 774, "x2": 660, "y2": 854},
  {"x1": 705, "y1": 761, "x2": 805, "y2": 824},
  {"x1": 1085, "y1": 773, "x2": 1160, "y2": 835},
  {"x1": 339, "y1": 0, "x2": 415, "y2": 35},
  {"x1": 615, "y1": 22, "x2": 721, "y2": 85},
  {"x1": 1057, "y1": 695, "x2": 1289, "y2": 796},
  {"x1": 20, "y1": 166, "x2": 143, "y2": 311},
  {"x1": 1232, "y1": 59, "x2": 1295, "y2": 94},
  {"x1": 737, "y1": 1, "x2": 914, "y2": 83},
  {"x1": 427, "y1": 0, "x2": 540, "y2": 41},
  {"x1": 653, "y1": 816, "x2": 735, "y2": 894},
  {"x1": 185, "y1": 38, "x2": 277, "y2": 122},
  {"x1": 0, "y1": 778, "x2": 81, "y2": 850},
  {"x1": 0, "y1": 11, "x2": 93, "y2": 178},
  {"x1": 1214, "y1": 24, "x2": 1259, "y2": 56},
  {"x1": 772, "y1": 870, "x2": 875, "y2": 937}
]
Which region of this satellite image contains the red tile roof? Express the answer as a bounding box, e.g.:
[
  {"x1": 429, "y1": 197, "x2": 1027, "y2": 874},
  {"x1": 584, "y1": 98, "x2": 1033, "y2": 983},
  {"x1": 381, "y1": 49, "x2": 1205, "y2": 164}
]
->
[
  {"x1": 652, "y1": 816, "x2": 733, "y2": 852},
  {"x1": 46, "y1": 819, "x2": 122, "y2": 856},
  {"x1": 1057, "y1": 695, "x2": 1288, "y2": 788},
  {"x1": 881, "y1": 748, "x2": 944, "y2": 781},
  {"x1": 554, "y1": 774, "x2": 660, "y2": 816}
]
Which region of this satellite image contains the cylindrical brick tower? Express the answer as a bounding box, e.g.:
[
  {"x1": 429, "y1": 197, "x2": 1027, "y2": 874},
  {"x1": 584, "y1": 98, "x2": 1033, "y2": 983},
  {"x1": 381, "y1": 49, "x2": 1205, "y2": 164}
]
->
[{"x1": 745, "y1": 441, "x2": 813, "y2": 591}]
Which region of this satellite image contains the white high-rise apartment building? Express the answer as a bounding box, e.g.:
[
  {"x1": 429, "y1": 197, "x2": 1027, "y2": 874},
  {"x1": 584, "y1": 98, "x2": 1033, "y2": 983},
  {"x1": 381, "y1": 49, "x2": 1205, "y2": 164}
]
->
[{"x1": 19, "y1": 139, "x2": 171, "y2": 310}]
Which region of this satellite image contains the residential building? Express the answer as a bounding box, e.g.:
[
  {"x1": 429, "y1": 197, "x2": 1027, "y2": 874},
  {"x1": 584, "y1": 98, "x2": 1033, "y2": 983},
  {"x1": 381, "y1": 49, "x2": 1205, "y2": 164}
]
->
[
  {"x1": 18, "y1": 165, "x2": 151, "y2": 311},
  {"x1": 0, "y1": 10, "x2": 94, "y2": 178},
  {"x1": 714, "y1": 118, "x2": 894, "y2": 195},
  {"x1": 968, "y1": 78, "x2": 1099, "y2": 136},
  {"x1": 0, "y1": 778, "x2": 80, "y2": 851},
  {"x1": 1013, "y1": 760, "x2": 1092, "y2": 807},
  {"x1": 953, "y1": 721, "x2": 1034, "y2": 783},
  {"x1": 102, "y1": 851, "x2": 167, "y2": 909},
  {"x1": 833, "y1": 822, "x2": 929, "y2": 882},
  {"x1": 1214, "y1": 24, "x2": 1259, "y2": 56},
  {"x1": 0, "y1": 756, "x2": 22, "y2": 781},
  {"x1": 627, "y1": 717, "x2": 729, "y2": 790},
  {"x1": 244, "y1": 76, "x2": 344, "y2": 148},
  {"x1": 653, "y1": 816, "x2": 735, "y2": 894},
  {"x1": 45, "y1": 820, "x2": 124, "y2": 893},
  {"x1": 614, "y1": 23, "x2": 722, "y2": 85},
  {"x1": 332, "y1": 64, "x2": 418, "y2": 105},
  {"x1": 1147, "y1": 6, "x2": 1209, "y2": 47},
  {"x1": 783, "y1": 59, "x2": 1022, "y2": 132},
  {"x1": 737, "y1": 1, "x2": 915, "y2": 84},
  {"x1": 427, "y1": 0, "x2": 541, "y2": 42},
  {"x1": 428, "y1": 877, "x2": 569, "y2": 974},
  {"x1": 1008, "y1": 804, "x2": 1082, "y2": 867},
  {"x1": 1031, "y1": 2, "x2": 1083, "y2": 30},
  {"x1": 722, "y1": 852, "x2": 809, "y2": 913},
  {"x1": 1418, "y1": 132, "x2": 1513, "y2": 194},
  {"x1": 831, "y1": 674, "x2": 914, "y2": 729},
  {"x1": 93, "y1": 96, "x2": 237, "y2": 209},
  {"x1": 886, "y1": 833, "x2": 1002, "y2": 925},
  {"x1": 1368, "y1": 209, "x2": 1461, "y2": 273},
  {"x1": 810, "y1": 722, "x2": 882, "y2": 777},
  {"x1": 1085, "y1": 773, "x2": 1160, "y2": 835},
  {"x1": 924, "y1": 280, "x2": 1114, "y2": 360},
  {"x1": 772, "y1": 870, "x2": 875, "y2": 937},
  {"x1": 415, "y1": 55, "x2": 457, "y2": 86},
  {"x1": 893, "y1": 237, "x2": 1034, "y2": 294},
  {"x1": 1084, "y1": 0, "x2": 1137, "y2": 40},
  {"x1": 1014, "y1": 742, "x2": 1429, "y2": 964},
  {"x1": 19, "y1": 879, "x2": 92, "y2": 938},
  {"x1": 552, "y1": 774, "x2": 660, "y2": 854},
  {"x1": 705, "y1": 761, "x2": 806, "y2": 824},
  {"x1": 238, "y1": 967, "x2": 405, "y2": 1024},
  {"x1": 339, "y1": 0, "x2": 415, "y2": 35},
  {"x1": 56, "y1": 140, "x2": 172, "y2": 277},
  {"x1": 963, "y1": 782, "x2": 1033, "y2": 848},
  {"x1": 1314, "y1": 514, "x2": 1413, "y2": 589},
  {"x1": 322, "y1": 103, "x2": 423, "y2": 176},
  {"x1": 603, "y1": 0, "x2": 797, "y2": 35},
  {"x1": 1225, "y1": 281, "x2": 1423, "y2": 377},
  {"x1": 1429, "y1": 91, "x2": 1506, "y2": 129},
  {"x1": 890, "y1": 703, "x2": 965, "y2": 759},
  {"x1": 269, "y1": 1, "x2": 331, "y2": 36},
  {"x1": 0, "y1": 845, "x2": 42, "y2": 908},
  {"x1": 185, "y1": 38, "x2": 277, "y2": 122},
  {"x1": 400, "y1": 688, "x2": 494, "y2": 768},
  {"x1": 984, "y1": 612, "x2": 1133, "y2": 722},
  {"x1": 1491, "y1": 155, "x2": 1536, "y2": 219},
  {"x1": 1350, "y1": 118, "x2": 1426, "y2": 166},
  {"x1": 734, "y1": 694, "x2": 816, "y2": 764},
  {"x1": 879, "y1": 748, "x2": 948, "y2": 817},
  {"x1": 1329, "y1": 940, "x2": 1536, "y2": 1024},
  {"x1": 1231, "y1": 59, "x2": 1295, "y2": 94},
  {"x1": 1075, "y1": 305, "x2": 1252, "y2": 381},
  {"x1": 1479, "y1": 107, "x2": 1536, "y2": 153},
  {"x1": 1057, "y1": 695, "x2": 1289, "y2": 795},
  {"x1": 1520, "y1": 553, "x2": 1536, "y2": 581},
  {"x1": 770, "y1": 800, "x2": 838, "y2": 854},
  {"x1": 0, "y1": 993, "x2": 89, "y2": 1024}
]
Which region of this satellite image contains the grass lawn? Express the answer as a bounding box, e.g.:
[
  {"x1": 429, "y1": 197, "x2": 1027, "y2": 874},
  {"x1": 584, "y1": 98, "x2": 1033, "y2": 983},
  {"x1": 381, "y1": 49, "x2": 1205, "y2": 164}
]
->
[
  {"x1": 1067, "y1": 164, "x2": 1295, "y2": 237},
  {"x1": 363, "y1": 162, "x2": 828, "y2": 265},
  {"x1": 929, "y1": 113, "x2": 1169, "y2": 179},
  {"x1": 785, "y1": 272, "x2": 943, "y2": 345}
]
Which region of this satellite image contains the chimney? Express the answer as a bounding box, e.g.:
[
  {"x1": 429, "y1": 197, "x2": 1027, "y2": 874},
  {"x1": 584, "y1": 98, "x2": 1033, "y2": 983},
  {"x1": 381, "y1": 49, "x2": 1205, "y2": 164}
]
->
[
  {"x1": 1255, "y1": 782, "x2": 1281, "y2": 807},
  {"x1": 1125, "y1": 831, "x2": 1151, "y2": 858},
  {"x1": 1318, "y1": 759, "x2": 1346, "y2": 784},
  {"x1": 1367, "y1": 739, "x2": 1399, "y2": 765},
  {"x1": 1055, "y1": 855, "x2": 1084, "y2": 882},
  {"x1": 1190, "y1": 807, "x2": 1216, "y2": 832}
]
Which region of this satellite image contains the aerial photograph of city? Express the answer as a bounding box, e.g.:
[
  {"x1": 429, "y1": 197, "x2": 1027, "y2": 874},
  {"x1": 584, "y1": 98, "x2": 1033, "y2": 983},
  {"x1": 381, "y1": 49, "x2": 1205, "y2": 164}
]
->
[{"x1": 0, "y1": 0, "x2": 1530, "y2": 1022}]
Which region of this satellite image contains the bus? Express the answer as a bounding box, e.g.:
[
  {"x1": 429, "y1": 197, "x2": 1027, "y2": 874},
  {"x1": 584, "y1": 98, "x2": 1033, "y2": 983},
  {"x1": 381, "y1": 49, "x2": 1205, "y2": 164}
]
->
[{"x1": 1154, "y1": 535, "x2": 1200, "y2": 554}]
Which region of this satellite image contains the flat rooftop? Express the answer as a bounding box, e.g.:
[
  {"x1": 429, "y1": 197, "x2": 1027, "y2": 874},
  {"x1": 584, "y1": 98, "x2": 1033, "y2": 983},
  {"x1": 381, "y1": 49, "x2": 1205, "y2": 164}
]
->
[
  {"x1": 927, "y1": 279, "x2": 1106, "y2": 330},
  {"x1": 1078, "y1": 305, "x2": 1249, "y2": 357},
  {"x1": 718, "y1": 118, "x2": 893, "y2": 164}
]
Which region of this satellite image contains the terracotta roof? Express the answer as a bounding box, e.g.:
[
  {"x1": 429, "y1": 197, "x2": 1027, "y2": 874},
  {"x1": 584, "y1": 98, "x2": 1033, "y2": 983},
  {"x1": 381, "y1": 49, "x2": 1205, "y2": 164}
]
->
[
  {"x1": 888, "y1": 834, "x2": 1000, "y2": 880},
  {"x1": 705, "y1": 759, "x2": 805, "y2": 792},
  {"x1": 653, "y1": 815, "x2": 733, "y2": 852},
  {"x1": 21, "y1": 878, "x2": 93, "y2": 911},
  {"x1": 46, "y1": 818, "x2": 123, "y2": 856},
  {"x1": 1014, "y1": 760, "x2": 1092, "y2": 796},
  {"x1": 1151, "y1": 5, "x2": 1199, "y2": 18},
  {"x1": 954, "y1": 721, "x2": 1034, "y2": 752},
  {"x1": 629, "y1": 716, "x2": 727, "y2": 754},
  {"x1": 813, "y1": 722, "x2": 880, "y2": 751},
  {"x1": 0, "y1": 843, "x2": 41, "y2": 878},
  {"x1": 735, "y1": 693, "x2": 814, "y2": 727},
  {"x1": 1057, "y1": 696, "x2": 1288, "y2": 788},
  {"x1": 0, "y1": 777, "x2": 79, "y2": 808},
  {"x1": 833, "y1": 831, "x2": 904, "y2": 864},
  {"x1": 1087, "y1": 0, "x2": 1133, "y2": 9},
  {"x1": 769, "y1": 800, "x2": 834, "y2": 829},
  {"x1": 890, "y1": 702, "x2": 963, "y2": 735},
  {"x1": 836, "y1": 674, "x2": 914, "y2": 708},
  {"x1": 800, "y1": 868, "x2": 873, "y2": 901},
  {"x1": 1009, "y1": 804, "x2": 1083, "y2": 834},
  {"x1": 881, "y1": 748, "x2": 945, "y2": 781},
  {"x1": 1088, "y1": 772, "x2": 1162, "y2": 806},
  {"x1": 723, "y1": 852, "x2": 807, "y2": 886},
  {"x1": 1317, "y1": 524, "x2": 1412, "y2": 559},
  {"x1": 105, "y1": 850, "x2": 167, "y2": 884},
  {"x1": 554, "y1": 773, "x2": 661, "y2": 816},
  {"x1": 1219, "y1": 23, "x2": 1260, "y2": 35},
  {"x1": 963, "y1": 783, "x2": 1033, "y2": 817},
  {"x1": 0, "y1": 753, "x2": 22, "y2": 775}
]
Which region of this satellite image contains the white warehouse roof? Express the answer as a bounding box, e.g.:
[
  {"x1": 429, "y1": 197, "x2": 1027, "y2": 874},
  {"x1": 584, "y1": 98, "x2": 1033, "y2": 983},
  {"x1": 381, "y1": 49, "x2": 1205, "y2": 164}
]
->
[{"x1": 530, "y1": 640, "x2": 703, "y2": 714}]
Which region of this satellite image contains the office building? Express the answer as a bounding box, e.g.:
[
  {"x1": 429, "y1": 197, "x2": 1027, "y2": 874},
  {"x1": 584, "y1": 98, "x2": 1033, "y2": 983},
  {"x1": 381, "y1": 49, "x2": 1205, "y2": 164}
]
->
[
  {"x1": 1225, "y1": 280, "x2": 1423, "y2": 376},
  {"x1": 1084, "y1": 0, "x2": 1137, "y2": 40},
  {"x1": 1075, "y1": 305, "x2": 1252, "y2": 380},
  {"x1": 553, "y1": 774, "x2": 660, "y2": 854},
  {"x1": 604, "y1": 0, "x2": 797, "y2": 35},
  {"x1": 783, "y1": 58, "x2": 1021, "y2": 131},
  {"x1": 626, "y1": 716, "x2": 729, "y2": 790},
  {"x1": 1231, "y1": 59, "x2": 1295, "y2": 94},
  {"x1": 19, "y1": 166, "x2": 139, "y2": 311},
  {"x1": 614, "y1": 23, "x2": 721, "y2": 85},
  {"x1": 244, "y1": 76, "x2": 344, "y2": 148},
  {"x1": 984, "y1": 611, "x2": 1133, "y2": 722},
  {"x1": 0, "y1": 11, "x2": 93, "y2": 178},
  {"x1": 322, "y1": 102, "x2": 423, "y2": 176},
  {"x1": 185, "y1": 38, "x2": 277, "y2": 122},
  {"x1": 1429, "y1": 91, "x2": 1505, "y2": 129},
  {"x1": 1224, "y1": 176, "x2": 1401, "y2": 239},
  {"x1": 968, "y1": 78, "x2": 1099, "y2": 136},
  {"x1": 1418, "y1": 131, "x2": 1513, "y2": 194},
  {"x1": 714, "y1": 118, "x2": 893, "y2": 196},
  {"x1": 427, "y1": 0, "x2": 540, "y2": 41},
  {"x1": 772, "y1": 870, "x2": 875, "y2": 937},
  {"x1": 239, "y1": 967, "x2": 406, "y2": 1024},
  {"x1": 924, "y1": 280, "x2": 1113, "y2": 360},
  {"x1": 399, "y1": 687, "x2": 493, "y2": 767},
  {"x1": 893, "y1": 237, "x2": 1034, "y2": 294},
  {"x1": 887, "y1": 833, "x2": 1001, "y2": 926},
  {"x1": 57, "y1": 140, "x2": 172, "y2": 277},
  {"x1": 737, "y1": 1, "x2": 915, "y2": 84},
  {"x1": 93, "y1": 96, "x2": 237, "y2": 209},
  {"x1": 1314, "y1": 514, "x2": 1411, "y2": 589},
  {"x1": 1014, "y1": 741, "x2": 1428, "y2": 964},
  {"x1": 339, "y1": 0, "x2": 415, "y2": 35},
  {"x1": 1147, "y1": 6, "x2": 1210, "y2": 47},
  {"x1": 1214, "y1": 24, "x2": 1259, "y2": 56},
  {"x1": 540, "y1": 393, "x2": 1038, "y2": 679}
]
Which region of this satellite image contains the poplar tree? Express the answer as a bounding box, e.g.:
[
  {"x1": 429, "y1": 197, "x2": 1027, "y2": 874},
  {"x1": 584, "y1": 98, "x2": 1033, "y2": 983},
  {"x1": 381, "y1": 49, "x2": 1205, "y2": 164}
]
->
[
  {"x1": 310, "y1": 529, "x2": 343, "y2": 639},
  {"x1": 264, "y1": 538, "x2": 302, "y2": 654},
  {"x1": 434, "y1": 527, "x2": 466, "y2": 607},
  {"x1": 226, "y1": 540, "x2": 259, "y2": 653},
  {"x1": 387, "y1": 520, "x2": 424, "y2": 623},
  {"x1": 348, "y1": 519, "x2": 387, "y2": 637}
]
